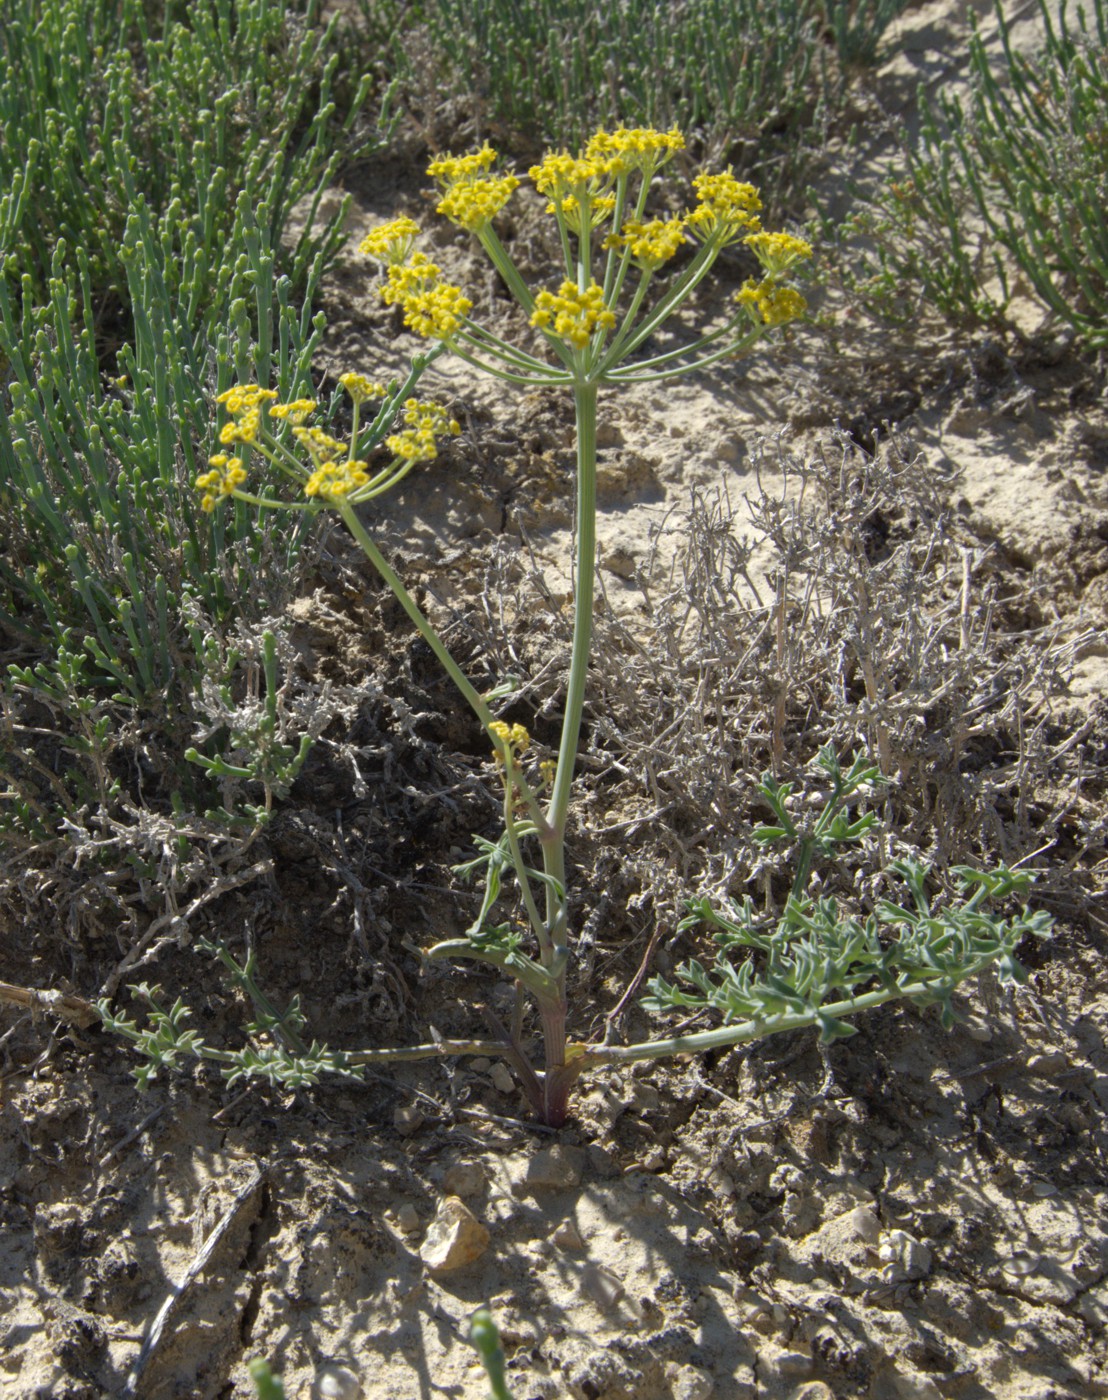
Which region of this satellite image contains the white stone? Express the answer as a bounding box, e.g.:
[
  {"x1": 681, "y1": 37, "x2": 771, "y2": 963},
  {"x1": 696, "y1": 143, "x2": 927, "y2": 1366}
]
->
[
  {"x1": 420, "y1": 1197, "x2": 490, "y2": 1273},
  {"x1": 312, "y1": 1364, "x2": 363, "y2": 1400},
  {"x1": 490, "y1": 1062, "x2": 516, "y2": 1094}
]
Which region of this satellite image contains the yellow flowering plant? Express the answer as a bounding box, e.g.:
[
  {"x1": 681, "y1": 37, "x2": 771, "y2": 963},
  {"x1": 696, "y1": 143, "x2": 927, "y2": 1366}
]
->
[{"x1": 104, "y1": 129, "x2": 1046, "y2": 1126}]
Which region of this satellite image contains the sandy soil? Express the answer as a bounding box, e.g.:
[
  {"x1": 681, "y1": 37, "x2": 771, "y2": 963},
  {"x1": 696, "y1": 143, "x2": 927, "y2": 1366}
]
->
[{"x1": 2, "y1": 3, "x2": 1107, "y2": 1398}]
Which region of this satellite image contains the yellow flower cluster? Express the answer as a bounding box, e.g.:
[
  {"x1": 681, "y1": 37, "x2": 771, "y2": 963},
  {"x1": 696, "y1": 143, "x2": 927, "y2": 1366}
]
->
[
  {"x1": 427, "y1": 145, "x2": 519, "y2": 232},
  {"x1": 215, "y1": 385, "x2": 277, "y2": 415},
  {"x1": 744, "y1": 230, "x2": 813, "y2": 276},
  {"x1": 359, "y1": 217, "x2": 421, "y2": 267},
  {"x1": 339, "y1": 372, "x2": 386, "y2": 405},
  {"x1": 604, "y1": 216, "x2": 687, "y2": 269},
  {"x1": 584, "y1": 126, "x2": 684, "y2": 176},
  {"x1": 195, "y1": 454, "x2": 247, "y2": 513},
  {"x1": 489, "y1": 720, "x2": 531, "y2": 763},
  {"x1": 219, "y1": 407, "x2": 261, "y2": 445},
  {"x1": 687, "y1": 170, "x2": 763, "y2": 243},
  {"x1": 304, "y1": 460, "x2": 371, "y2": 500},
  {"x1": 437, "y1": 174, "x2": 521, "y2": 232},
  {"x1": 386, "y1": 398, "x2": 462, "y2": 462},
  {"x1": 529, "y1": 152, "x2": 609, "y2": 200},
  {"x1": 292, "y1": 425, "x2": 347, "y2": 462},
  {"x1": 548, "y1": 192, "x2": 617, "y2": 233},
  {"x1": 530, "y1": 280, "x2": 616, "y2": 348},
  {"x1": 382, "y1": 253, "x2": 473, "y2": 340},
  {"x1": 427, "y1": 144, "x2": 499, "y2": 185},
  {"x1": 268, "y1": 398, "x2": 317, "y2": 424},
  {"x1": 735, "y1": 279, "x2": 808, "y2": 327}
]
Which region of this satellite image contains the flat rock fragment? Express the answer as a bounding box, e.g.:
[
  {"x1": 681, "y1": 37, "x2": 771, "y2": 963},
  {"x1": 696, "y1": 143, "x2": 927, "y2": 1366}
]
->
[{"x1": 419, "y1": 1196, "x2": 490, "y2": 1273}]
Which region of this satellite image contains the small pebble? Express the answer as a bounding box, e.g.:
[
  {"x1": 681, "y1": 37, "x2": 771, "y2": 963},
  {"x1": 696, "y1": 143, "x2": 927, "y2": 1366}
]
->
[
  {"x1": 580, "y1": 1262, "x2": 624, "y2": 1311},
  {"x1": 846, "y1": 1206, "x2": 881, "y2": 1244},
  {"x1": 629, "y1": 1080, "x2": 660, "y2": 1113},
  {"x1": 393, "y1": 1104, "x2": 423, "y2": 1136},
  {"x1": 420, "y1": 1197, "x2": 490, "y2": 1273},
  {"x1": 878, "y1": 1229, "x2": 932, "y2": 1283},
  {"x1": 1002, "y1": 1251, "x2": 1041, "y2": 1277},
  {"x1": 312, "y1": 1364, "x2": 362, "y2": 1400},
  {"x1": 469, "y1": 1057, "x2": 493, "y2": 1074},
  {"x1": 490, "y1": 1062, "x2": 516, "y2": 1094},
  {"x1": 1028, "y1": 1051, "x2": 1068, "y2": 1077},
  {"x1": 396, "y1": 1204, "x2": 421, "y2": 1234},
  {"x1": 892, "y1": 1373, "x2": 943, "y2": 1400},
  {"x1": 552, "y1": 1219, "x2": 585, "y2": 1251}
]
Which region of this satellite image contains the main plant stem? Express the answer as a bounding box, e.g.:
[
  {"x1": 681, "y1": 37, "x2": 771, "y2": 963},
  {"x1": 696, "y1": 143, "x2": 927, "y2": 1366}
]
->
[{"x1": 535, "y1": 379, "x2": 598, "y2": 1125}]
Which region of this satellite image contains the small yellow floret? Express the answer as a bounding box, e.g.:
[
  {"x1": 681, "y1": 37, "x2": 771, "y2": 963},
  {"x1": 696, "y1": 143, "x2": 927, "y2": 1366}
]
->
[
  {"x1": 219, "y1": 406, "x2": 261, "y2": 445},
  {"x1": 744, "y1": 230, "x2": 813, "y2": 276},
  {"x1": 195, "y1": 455, "x2": 246, "y2": 512},
  {"x1": 546, "y1": 192, "x2": 617, "y2": 234},
  {"x1": 687, "y1": 170, "x2": 763, "y2": 244},
  {"x1": 304, "y1": 460, "x2": 371, "y2": 500},
  {"x1": 382, "y1": 255, "x2": 473, "y2": 340},
  {"x1": 268, "y1": 398, "x2": 318, "y2": 423},
  {"x1": 585, "y1": 126, "x2": 685, "y2": 176},
  {"x1": 530, "y1": 280, "x2": 615, "y2": 349},
  {"x1": 489, "y1": 719, "x2": 531, "y2": 763},
  {"x1": 359, "y1": 217, "x2": 422, "y2": 267},
  {"x1": 427, "y1": 144, "x2": 500, "y2": 185},
  {"x1": 735, "y1": 279, "x2": 808, "y2": 327},
  {"x1": 386, "y1": 398, "x2": 461, "y2": 461},
  {"x1": 339, "y1": 373, "x2": 386, "y2": 405},
  {"x1": 529, "y1": 152, "x2": 610, "y2": 199},
  {"x1": 604, "y1": 217, "x2": 687, "y2": 269},
  {"x1": 215, "y1": 385, "x2": 278, "y2": 415},
  {"x1": 437, "y1": 173, "x2": 520, "y2": 231},
  {"x1": 292, "y1": 425, "x2": 347, "y2": 462}
]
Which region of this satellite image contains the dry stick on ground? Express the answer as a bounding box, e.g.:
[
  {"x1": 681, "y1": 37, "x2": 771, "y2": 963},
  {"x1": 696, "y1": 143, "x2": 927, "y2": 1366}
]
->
[{"x1": 125, "y1": 1163, "x2": 267, "y2": 1399}]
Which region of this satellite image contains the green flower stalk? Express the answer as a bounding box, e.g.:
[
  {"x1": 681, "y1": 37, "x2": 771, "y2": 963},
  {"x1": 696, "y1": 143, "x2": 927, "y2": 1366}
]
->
[
  {"x1": 355, "y1": 128, "x2": 811, "y2": 1123},
  {"x1": 149, "y1": 128, "x2": 1049, "y2": 1129}
]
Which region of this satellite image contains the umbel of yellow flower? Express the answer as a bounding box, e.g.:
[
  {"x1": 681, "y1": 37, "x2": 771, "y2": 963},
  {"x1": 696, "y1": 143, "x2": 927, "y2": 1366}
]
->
[
  {"x1": 215, "y1": 385, "x2": 278, "y2": 415},
  {"x1": 436, "y1": 174, "x2": 521, "y2": 232},
  {"x1": 735, "y1": 278, "x2": 808, "y2": 327},
  {"x1": 200, "y1": 383, "x2": 463, "y2": 513},
  {"x1": 195, "y1": 454, "x2": 246, "y2": 512},
  {"x1": 489, "y1": 720, "x2": 531, "y2": 764},
  {"x1": 427, "y1": 145, "x2": 520, "y2": 232},
  {"x1": 359, "y1": 217, "x2": 421, "y2": 267},
  {"x1": 584, "y1": 126, "x2": 685, "y2": 176},
  {"x1": 687, "y1": 170, "x2": 763, "y2": 244},
  {"x1": 381, "y1": 253, "x2": 473, "y2": 341},
  {"x1": 745, "y1": 230, "x2": 813, "y2": 277},
  {"x1": 387, "y1": 398, "x2": 462, "y2": 461},
  {"x1": 530, "y1": 280, "x2": 616, "y2": 349},
  {"x1": 305, "y1": 460, "x2": 371, "y2": 499},
  {"x1": 603, "y1": 217, "x2": 687, "y2": 270},
  {"x1": 338, "y1": 372, "x2": 386, "y2": 405}
]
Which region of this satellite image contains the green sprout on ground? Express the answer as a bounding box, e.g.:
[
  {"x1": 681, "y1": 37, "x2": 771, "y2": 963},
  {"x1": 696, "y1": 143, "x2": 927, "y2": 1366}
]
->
[{"x1": 100, "y1": 128, "x2": 1051, "y2": 1126}]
